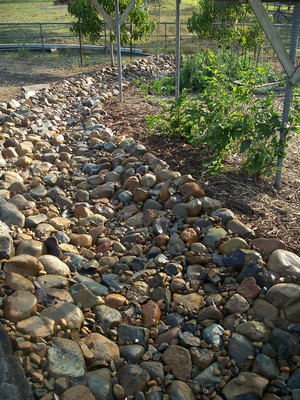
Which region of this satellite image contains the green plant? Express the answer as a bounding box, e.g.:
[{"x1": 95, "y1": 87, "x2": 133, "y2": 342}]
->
[{"x1": 146, "y1": 57, "x2": 283, "y2": 177}]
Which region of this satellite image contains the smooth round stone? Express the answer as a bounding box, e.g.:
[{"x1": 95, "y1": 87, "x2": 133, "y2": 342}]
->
[
  {"x1": 118, "y1": 324, "x2": 150, "y2": 347},
  {"x1": 156, "y1": 169, "x2": 181, "y2": 182},
  {"x1": 267, "y1": 249, "x2": 300, "y2": 278},
  {"x1": 4, "y1": 254, "x2": 44, "y2": 277},
  {"x1": 218, "y1": 237, "x2": 249, "y2": 256},
  {"x1": 29, "y1": 187, "x2": 48, "y2": 200},
  {"x1": 117, "y1": 190, "x2": 133, "y2": 205},
  {"x1": 250, "y1": 237, "x2": 287, "y2": 257},
  {"x1": 236, "y1": 321, "x2": 271, "y2": 344},
  {"x1": 237, "y1": 277, "x2": 260, "y2": 300},
  {"x1": 0, "y1": 234, "x2": 15, "y2": 259},
  {"x1": 173, "y1": 293, "x2": 204, "y2": 312},
  {"x1": 70, "y1": 283, "x2": 104, "y2": 309},
  {"x1": 9, "y1": 194, "x2": 35, "y2": 211},
  {"x1": 80, "y1": 333, "x2": 120, "y2": 364},
  {"x1": 34, "y1": 223, "x2": 56, "y2": 239},
  {"x1": 265, "y1": 283, "x2": 300, "y2": 309},
  {"x1": 202, "y1": 227, "x2": 227, "y2": 250},
  {"x1": 189, "y1": 347, "x2": 215, "y2": 370},
  {"x1": 197, "y1": 305, "x2": 223, "y2": 322},
  {"x1": 47, "y1": 338, "x2": 86, "y2": 378},
  {"x1": 93, "y1": 304, "x2": 122, "y2": 335},
  {"x1": 252, "y1": 353, "x2": 279, "y2": 379},
  {"x1": 202, "y1": 323, "x2": 225, "y2": 349},
  {"x1": 69, "y1": 233, "x2": 93, "y2": 248},
  {"x1": 38, "y1": 255, "x2": 70, "y2": 276},
  {"x1": 75, "y1": 189, "x2": 90, "y2": 202},
  {"x1": 200, "y1": 197, "x2": 222, "y2": 214},
  {"x1": 36, "y1": 287, "x2": 74, "y2": 305},
  {"x1": 25, "y1": 214, "x2": 48, "y2": 228},
  {"x1": 4, "y1": 272, "x2": 35, "y2": 292},
  {"x1": 167, "y1": 380, "x2": 196, "y2": 400},
  {"x1": 85, "y1": 369, "x2": 112, "y2": 400},
  {"x1": 0, "y1": 207, "x2": 25, "y2": 228},
  {"x1": 152, "y1": 216, "x2": 170, "y2": 235},
  {"x1": 140, "y1": 172, "x2": 157, "y2": 188},
  {"x1": 253, "y1": 298, "x2": 279, "y2": 322},
  {"x1": 16, "y1": 239, "x2": 47, "y2": 257},
  {"x1": 117, "y1": 364, "x2": 150, "y2": 396},
  {"x1": 228, "y1": 334, "x2": 255, "y2": 369},
  {"x1": 166, "y1": 233, "x2": 187, "y2": 256},
  {"x1": 43, "y1": 173, "x2": 58, "y2": 186},
  {"x1": 186, "y1": 198, "x2": 202, "y2": 217},
  {"x1": 61, "y1": 385, "x2": 96, "y2": 400},
  {"x1": 178, "y1": 181, "x2": 205, "y2": 199},
  {"x1": 4, "y1": 290, "x2": 37, "y2": 322},
  {"x1": 139, "y1": 361, "x2": 164, "y2": 382},
  {"x1": 172, "y1": 203, "x2": 189, "y2": 218},
  {"x1": 50, "y1": 217, "x2": 71, "y2": 230},
  {"x1": 105, "y1": 293, "x2": 127, "y2": 309},
  {"x1": 287, "y1": 368, "x2": 300, "y2": 390},
  {"x1": 161, "y1": 344, "x2": 192, "y2": 381},
  {"x1": 36, "y1": 274, "x2": 68, "y2": 289},
  {"x1": 16, "y1": 315, "x2": 55, "y2": 338},
  {"x1": 226, "y1": 219, "x2": 255, "y2": 239},
  {"x1": 120, "y1": 344, "x2": 145, "y2": 363},
  {"x1": 222, "y1": 372, "x2": 269, "y2": 400},
  {"x1": 141, "y1": 300, "x2": 161, "y2": 327},
  {"x1": 211, "y1": 208, "x2": 235, "y2": 223},
  {"x1": 73, "y1": 275, "x2": 108, "y2": 296},
  {"x1": 193, "y1": 362, "x2": 223, "y2": 388},
  {"x1": 225, "y1": 293, "x2": 250, "y2": 314},
  {"x1": 270, "y1": 328, "x2": 300, "y2": 358},
  {"x1": 90, "y1": 182, "x2": 115, "y2": 199},
  {"x1": 41, "y1": 302, "x2": 84, "y2": 329},
  {"x1": 142, "y1": 199, "x2": 163, "y2": 211}
]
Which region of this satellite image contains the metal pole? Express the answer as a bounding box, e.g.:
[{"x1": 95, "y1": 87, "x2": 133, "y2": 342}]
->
[
  {"x1": 175, "y1": 0, "x2": 181, "y2": 99},
  {"x1": 39, "y1": 23, "x2": 45, "y2": 56},
  {"x1": 115, "y1": 0, "x2": 123, "y2": 103},
  {"x1": 274, "y1": 3, "x2": 300, "y2": 188}
]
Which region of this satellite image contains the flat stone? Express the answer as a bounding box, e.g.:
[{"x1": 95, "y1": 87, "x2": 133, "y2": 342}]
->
[
  {"x1": 4, "y1": 290, "x2": 37, "y2": 322},
  {"x1": 16, "y1": 316, "x2": 55, "y2": 338},
  {"x1": 47, "y1": 337, "x2": 86, "y2": 378},
  {"x1": 16, "y1": 239, "x2": 46, "y2": 258},
  {"x1": 225, "y1": 293, "x2": 250, "y2": 314},
  {"x1": 80, "y1": 333, "x2": 120, "y2": 365},
  {"x1": 236, "y1": 321, "x2": 271, "y2": 343},
  {"x1": 61, "y1": 385, "x2": 96, "y2": 400},
  {"x1": 85, "y1": 368, "x2": 113, "y2": 400},
  {"x1": 167, "y1": 380, "x2": 196, "y2": 400},
  {"x1": 173, "y1": 293, "x2": 204, "y2": 312},
  {"x1": 70, "y1": 283, "x2": 104, "y2": 309},
  {"x1": 202, "y1": 227, "x2": 227, "y2": 250},
  {"x1": 41, "y1": 302, "x2": 84, "y2": 329},
  {"x1": 222, "y1": 372, "x2": 269, "y2": 400},
  {"x1": 93, "y1": 304, "x2": 122, "y2": 335},
  {"x1": 4, "y1": 272, "x2": 35, "y2": 292},
  {"x1": 38, "y1": 255, "x2": 70, "y2": 276},
  {"x1": 161, "y1": 344, "x2": 192, "y2": 380},
  {"x1": 267, "y1": 249, "x2": 300, "y2": 278},
  {"x1": 117, "y1": 364, "x2": 150, "y2": 396},
  {"x1": 4, "y1": 255, "x2": 44, "y2": 277},
  {"x1": 0, "y1": 234, "x2": 15, "y2": 259},
  {"x1": 250, "y1": 237, "x2": 287, "y2": 257}
]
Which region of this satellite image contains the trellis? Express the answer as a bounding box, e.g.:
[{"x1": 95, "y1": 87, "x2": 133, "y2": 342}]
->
[{"x1": 218, "y1": 1, "x2": 300, "y2": 188}]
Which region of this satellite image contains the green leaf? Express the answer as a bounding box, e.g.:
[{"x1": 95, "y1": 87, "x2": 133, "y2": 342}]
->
[{"x1": 240, "y1": 139, "x2": 252, "y2": 153}]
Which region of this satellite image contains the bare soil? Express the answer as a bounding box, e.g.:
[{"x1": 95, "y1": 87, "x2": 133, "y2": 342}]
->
[{"x1": 0, "y1": 56, "x2": 299, "y2": 256}]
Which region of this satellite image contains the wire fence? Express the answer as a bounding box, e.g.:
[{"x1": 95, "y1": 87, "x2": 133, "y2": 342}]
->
[{"x1": 0, "y1": 21, "x2": 299, "y2": 63}]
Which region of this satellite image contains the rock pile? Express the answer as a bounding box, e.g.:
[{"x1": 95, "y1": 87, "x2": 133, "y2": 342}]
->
[{"x1": 0, "y1": 55, "x2": 300, "y2": 400}]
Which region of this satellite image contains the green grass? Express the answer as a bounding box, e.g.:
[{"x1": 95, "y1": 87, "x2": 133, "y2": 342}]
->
[{"x1": 0, "y1": 0, "x2": 72, "y2": 23}]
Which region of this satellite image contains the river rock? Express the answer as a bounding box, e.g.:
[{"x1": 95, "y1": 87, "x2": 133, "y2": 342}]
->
[{"x1": 47, "y1": 337, "x2": 86, "y2": 378}]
